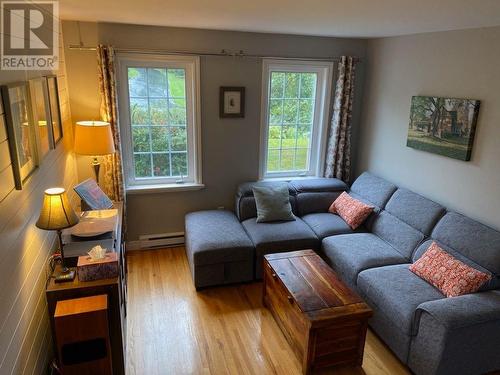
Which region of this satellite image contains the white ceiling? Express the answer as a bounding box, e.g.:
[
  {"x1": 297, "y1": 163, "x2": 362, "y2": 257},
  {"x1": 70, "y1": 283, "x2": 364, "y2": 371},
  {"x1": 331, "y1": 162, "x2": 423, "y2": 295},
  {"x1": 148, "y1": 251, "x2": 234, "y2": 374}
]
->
[{"x1": 59, "y1": 0, "x2": 500, "y2": 38}]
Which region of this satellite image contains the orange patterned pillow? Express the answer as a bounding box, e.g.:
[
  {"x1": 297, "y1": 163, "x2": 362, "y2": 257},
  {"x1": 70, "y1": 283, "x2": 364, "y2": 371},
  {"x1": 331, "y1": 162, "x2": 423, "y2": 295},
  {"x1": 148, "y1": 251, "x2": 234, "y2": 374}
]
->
[
  {"x1": 329, "y1": 192, "x2": 374, "y2": 229},
  {"x1": 410, "y1": 242, "x2": 491, "y2": 298}
]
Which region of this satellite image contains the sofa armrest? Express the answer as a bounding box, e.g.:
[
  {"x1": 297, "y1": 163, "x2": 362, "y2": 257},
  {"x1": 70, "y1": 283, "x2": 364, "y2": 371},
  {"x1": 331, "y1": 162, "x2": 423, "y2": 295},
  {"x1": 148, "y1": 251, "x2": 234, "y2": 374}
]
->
[
  {"x1": 409, "y1": 291, "x2": 500, "y2": 375},
  {"x1": 415, "y1": 290, "x2": 500, "y2": 330}
]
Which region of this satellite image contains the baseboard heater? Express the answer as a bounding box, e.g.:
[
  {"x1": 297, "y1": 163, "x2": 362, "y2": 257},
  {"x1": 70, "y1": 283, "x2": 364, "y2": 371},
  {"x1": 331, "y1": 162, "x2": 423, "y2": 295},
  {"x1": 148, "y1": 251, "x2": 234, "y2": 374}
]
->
[{"x1": 135, "y1": 232, "x2": 185, "y2": 250}]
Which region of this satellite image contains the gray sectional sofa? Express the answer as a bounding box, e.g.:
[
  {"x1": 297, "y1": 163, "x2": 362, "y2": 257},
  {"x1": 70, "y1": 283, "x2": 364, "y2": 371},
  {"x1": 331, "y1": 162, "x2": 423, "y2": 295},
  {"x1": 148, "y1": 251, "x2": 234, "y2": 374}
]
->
[{"x1": 185, "y1": 172, "x2": 500, "y2": 375}]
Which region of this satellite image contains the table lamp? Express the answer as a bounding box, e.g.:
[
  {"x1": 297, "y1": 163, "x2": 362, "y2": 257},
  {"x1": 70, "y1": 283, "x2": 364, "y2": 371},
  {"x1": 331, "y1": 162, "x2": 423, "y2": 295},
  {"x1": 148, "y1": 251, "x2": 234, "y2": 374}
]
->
[
  {"x1": 74, "y1": 121, "x2": 115, "y2": 185},
  {"x1": 36, "y1": 188, "x2": 80, "y2": 281}
]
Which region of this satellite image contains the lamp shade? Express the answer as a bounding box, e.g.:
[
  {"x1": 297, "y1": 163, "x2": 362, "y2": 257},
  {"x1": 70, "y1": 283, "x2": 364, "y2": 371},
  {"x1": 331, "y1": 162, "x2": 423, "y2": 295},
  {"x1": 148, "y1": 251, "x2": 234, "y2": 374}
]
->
[
  {"x1": 74, "y1": 121, "x2": 115, "y2": 156},
  {"x1": 36, "y1": 188, "x2": 79, "y2": 230}
]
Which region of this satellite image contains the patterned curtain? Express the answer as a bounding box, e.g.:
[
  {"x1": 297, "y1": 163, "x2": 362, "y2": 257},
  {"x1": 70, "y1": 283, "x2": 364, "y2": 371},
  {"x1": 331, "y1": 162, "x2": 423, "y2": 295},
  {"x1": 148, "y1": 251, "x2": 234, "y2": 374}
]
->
[
  {"x1": 324, "y1": 56, "x2": 357, "y2": 182},
  {"x1": 97, "y1": 45, "x2": 125, "y2": 202}
]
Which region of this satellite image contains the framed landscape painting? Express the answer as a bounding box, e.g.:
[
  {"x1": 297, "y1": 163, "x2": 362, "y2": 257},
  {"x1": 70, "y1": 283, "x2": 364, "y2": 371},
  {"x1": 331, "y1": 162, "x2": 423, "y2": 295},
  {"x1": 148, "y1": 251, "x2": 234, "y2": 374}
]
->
[{"x1": 407, "y1": 96, "x2": 480, "y2": 161}]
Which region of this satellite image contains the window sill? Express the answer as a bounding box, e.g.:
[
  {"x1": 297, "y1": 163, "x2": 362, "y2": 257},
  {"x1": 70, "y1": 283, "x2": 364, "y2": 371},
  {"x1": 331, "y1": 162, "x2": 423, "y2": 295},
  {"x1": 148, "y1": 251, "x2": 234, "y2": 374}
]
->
[
  {"x1": 260, "y1": 176, "x2": 319, "y2": 182},
  {"x1": 126, "y1": 183, "x2": 205, "y2": 195}
]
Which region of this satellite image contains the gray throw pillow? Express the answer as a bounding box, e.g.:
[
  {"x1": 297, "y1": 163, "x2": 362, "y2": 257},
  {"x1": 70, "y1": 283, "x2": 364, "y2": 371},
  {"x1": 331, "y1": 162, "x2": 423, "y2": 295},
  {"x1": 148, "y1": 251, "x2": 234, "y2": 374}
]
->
[{"x1": 252, "y1": 183, "x2": 295, "y2": 223}]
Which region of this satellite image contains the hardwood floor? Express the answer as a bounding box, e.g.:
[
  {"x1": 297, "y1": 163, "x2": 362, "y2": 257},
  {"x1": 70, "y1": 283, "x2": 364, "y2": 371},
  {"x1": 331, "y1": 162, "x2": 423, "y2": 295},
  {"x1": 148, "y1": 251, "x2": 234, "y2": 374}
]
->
[{"x1": 126, "y1": 247, "x2": 410, "y2": 375}]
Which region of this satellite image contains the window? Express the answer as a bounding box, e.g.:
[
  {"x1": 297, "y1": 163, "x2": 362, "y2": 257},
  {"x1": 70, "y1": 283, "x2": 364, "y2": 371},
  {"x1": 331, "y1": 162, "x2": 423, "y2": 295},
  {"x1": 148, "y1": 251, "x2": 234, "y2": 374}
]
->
[
  {"x1": 260, "y1": 60, "x2": 333, "y2": 178},
  {"x1": 117, "y1": 54, "x2": 202, "y2": 190}
]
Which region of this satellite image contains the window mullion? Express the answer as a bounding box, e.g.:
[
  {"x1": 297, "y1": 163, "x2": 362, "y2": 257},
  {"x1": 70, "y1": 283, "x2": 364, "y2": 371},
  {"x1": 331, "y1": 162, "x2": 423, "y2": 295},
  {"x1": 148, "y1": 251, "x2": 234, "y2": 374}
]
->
[
  {"x1": 309, "y1": 96, "x2": 316, "y2": 173},
  {"x1": 145, "y1": 68, "x2": 154, "y2": 178},
  {"x1": 165, "y1": 69, "x2": 173, "y2": 177},
  {"x1": 278, "y1": 72, "x2": 285, "y2": 170},
  {"x1": 294, "y1": 74, "x2": 302, "y2": 171}
]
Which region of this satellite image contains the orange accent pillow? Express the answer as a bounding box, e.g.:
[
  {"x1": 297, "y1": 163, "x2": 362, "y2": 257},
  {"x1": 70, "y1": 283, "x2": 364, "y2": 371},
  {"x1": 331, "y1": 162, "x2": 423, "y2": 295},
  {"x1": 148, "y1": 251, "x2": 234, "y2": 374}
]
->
[
  {"x1": 329, "y1": 192, "x2": 374, "y2": 229},
  {"x1": 410, "y1": 242, "x2": 491, "y2": 298}
]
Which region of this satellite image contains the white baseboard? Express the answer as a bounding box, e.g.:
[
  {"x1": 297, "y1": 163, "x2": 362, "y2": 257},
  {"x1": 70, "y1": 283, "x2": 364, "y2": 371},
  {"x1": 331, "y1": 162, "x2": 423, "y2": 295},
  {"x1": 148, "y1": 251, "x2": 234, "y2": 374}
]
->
[{"x1": 127, "y1": 231, "x2": 185, "y2": 251}]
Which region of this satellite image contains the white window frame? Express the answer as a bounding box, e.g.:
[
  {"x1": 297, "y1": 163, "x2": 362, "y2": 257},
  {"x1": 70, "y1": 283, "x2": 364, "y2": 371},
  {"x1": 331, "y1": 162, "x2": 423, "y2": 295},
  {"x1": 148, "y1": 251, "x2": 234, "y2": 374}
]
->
[
  {"x1": 117, "y1": 53, "x2": 203, "y2": 193},
  {"x1": 259, "y1": 59, "x2": 333, "y2": 179}
]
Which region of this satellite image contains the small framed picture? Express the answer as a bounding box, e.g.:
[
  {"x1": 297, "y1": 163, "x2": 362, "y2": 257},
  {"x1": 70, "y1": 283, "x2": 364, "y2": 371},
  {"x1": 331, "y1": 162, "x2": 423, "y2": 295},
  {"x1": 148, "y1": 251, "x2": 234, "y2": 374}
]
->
[
  {"x1": 1, "y1": 82, "x2": 38, "y2": 189},
  {"x1": 220, "y1": 86, "x2": 245, "y2": 118},
  {"x1": 46, "y1": 75, "x2": 63, "y2": 144}
]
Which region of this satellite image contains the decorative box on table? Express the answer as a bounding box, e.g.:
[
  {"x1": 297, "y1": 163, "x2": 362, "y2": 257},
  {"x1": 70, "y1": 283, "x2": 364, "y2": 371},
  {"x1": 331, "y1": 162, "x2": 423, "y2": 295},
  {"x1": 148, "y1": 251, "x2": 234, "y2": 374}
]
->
[{"x1": 77, "y1": 252, "x2": 119, "y2": 281}]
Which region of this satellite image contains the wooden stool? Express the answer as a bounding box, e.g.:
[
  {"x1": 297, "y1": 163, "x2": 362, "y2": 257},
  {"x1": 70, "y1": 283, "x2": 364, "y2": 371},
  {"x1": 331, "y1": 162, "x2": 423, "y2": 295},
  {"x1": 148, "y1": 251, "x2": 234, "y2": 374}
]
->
[{"x1": 54, "y1": 294, "x2": 112, "y2": 374}]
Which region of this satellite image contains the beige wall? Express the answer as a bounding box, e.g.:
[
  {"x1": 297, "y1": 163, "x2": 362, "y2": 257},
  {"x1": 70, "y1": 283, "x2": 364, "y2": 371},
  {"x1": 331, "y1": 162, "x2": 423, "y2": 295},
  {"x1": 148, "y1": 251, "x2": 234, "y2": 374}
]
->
[
  {"x1": 356, "y1": 26, "x2": 500, "y2": 230},
  {"x1": 62, "y1": 21, "x2": 367, "y2": 240},
  {"x1": 62, "y1": 22, "x2": 101, "y2": 182},
  {"x1": 0, "y1": 26, "x2": 77, "y2": 374}
]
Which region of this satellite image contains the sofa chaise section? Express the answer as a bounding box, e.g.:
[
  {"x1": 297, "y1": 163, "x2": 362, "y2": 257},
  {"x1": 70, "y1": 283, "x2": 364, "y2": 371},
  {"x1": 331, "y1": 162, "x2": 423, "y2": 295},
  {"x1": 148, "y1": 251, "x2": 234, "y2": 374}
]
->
[{"x1": 185, "y1": 210, "x2": 254, "y2": 288}]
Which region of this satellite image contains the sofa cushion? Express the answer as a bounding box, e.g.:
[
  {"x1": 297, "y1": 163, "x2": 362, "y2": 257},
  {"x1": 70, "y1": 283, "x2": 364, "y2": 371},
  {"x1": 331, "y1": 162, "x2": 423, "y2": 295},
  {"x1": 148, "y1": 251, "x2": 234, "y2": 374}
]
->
[
  {"x1": 385, "y1": 188, "x2": 445, "y2": 235},
  {"x1": 348, "y1": 191, "x2": 381, "y2": 213},
  {"x1": 358, "y1": 264, "x2": 444, "y2": 335},
  {"x1": 302, "y1": 213, "x2": 359, "y2": 239},
  {"x1": 371, "y1": 211, "x2": 425, "y2": 259},
  {"x1": 242, "y1": 217, "x2": 319, "y2": 278},
  {"x1": 252, "y1": 183, "x2": 295, "y2": 223},
  {"x1": 295, "y1": 192, "x2": 343, "y2": 216},
  {"x1": 235, "y1": 181, "x2": 296, "y2": 221},
  {"x1": 329, "y1": 192, "x2": 374, "y2": 230},
  {"x1": 290, "y1": 178, "x2": 347, "y2": 216},
  {"x1": 431, "y1": 212, "x2": 500, "y2": 275},
  {"x1": 289, "y1": 178, "x2": 348, "y2": 193},
  {"x1": 350, "y1": 172, "x2": 397, "y2": 209},
  {"x1": 185, "y1": 210, "x2": 254, "y2": 266},
  {"x1": 410, "y1": 242, "x2": 492, "y2": 297},
  {"x1": 346, "y1": 191, "x2": 381, "y2": 231},
  {"x1": 321, "y1": 233, "x2": 407, "y2": 287}
]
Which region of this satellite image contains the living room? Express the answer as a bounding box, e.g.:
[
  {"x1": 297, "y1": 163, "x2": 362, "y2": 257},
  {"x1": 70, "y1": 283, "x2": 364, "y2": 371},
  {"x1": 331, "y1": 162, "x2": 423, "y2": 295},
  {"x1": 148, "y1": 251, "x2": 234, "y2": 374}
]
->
[{"x1": 0, "y1": 1, "x2": 499, "y2": 374}]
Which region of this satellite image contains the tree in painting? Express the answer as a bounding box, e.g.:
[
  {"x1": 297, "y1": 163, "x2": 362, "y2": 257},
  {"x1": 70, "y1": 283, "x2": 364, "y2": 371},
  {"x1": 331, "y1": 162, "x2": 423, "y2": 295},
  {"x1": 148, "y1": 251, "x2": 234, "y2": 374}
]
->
[{"x1": 407, "y1": 96, "x2": 480, "y2": 161}]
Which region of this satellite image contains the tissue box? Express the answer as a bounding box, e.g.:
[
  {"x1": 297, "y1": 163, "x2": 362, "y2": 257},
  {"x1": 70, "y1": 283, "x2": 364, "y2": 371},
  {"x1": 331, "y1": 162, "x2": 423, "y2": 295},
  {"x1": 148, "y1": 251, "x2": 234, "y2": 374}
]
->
[{"x1": 77, "y1": 252, "x2": 119, "y2": 281}]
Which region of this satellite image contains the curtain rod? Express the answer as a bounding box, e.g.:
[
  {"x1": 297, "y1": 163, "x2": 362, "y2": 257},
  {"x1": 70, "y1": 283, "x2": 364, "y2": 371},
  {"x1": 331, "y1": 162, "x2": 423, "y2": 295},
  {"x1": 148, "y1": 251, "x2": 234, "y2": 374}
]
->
[{"x1": 68, "y1": 45, "x2": 361, "y2": 63}]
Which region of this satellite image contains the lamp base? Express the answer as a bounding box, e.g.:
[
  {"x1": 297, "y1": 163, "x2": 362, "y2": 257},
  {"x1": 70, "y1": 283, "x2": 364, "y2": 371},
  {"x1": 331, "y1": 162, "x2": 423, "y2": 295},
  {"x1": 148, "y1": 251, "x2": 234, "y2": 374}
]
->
[
  {"x1": 54, "y1": 268, "x2": 76, "y2": 283},
  {"x1": 91, "y1": 157, "x2": 101, "y2": 185},
  {"x1": 55, "y1": 230, "x2": 75, "y2": 283}
]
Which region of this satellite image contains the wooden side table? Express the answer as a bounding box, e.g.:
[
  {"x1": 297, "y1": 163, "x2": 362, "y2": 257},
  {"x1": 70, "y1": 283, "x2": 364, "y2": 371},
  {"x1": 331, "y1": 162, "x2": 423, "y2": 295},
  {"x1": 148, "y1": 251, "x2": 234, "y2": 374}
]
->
[{"x1": 46, "y1": 203, "x2": 126, "y2": 375}]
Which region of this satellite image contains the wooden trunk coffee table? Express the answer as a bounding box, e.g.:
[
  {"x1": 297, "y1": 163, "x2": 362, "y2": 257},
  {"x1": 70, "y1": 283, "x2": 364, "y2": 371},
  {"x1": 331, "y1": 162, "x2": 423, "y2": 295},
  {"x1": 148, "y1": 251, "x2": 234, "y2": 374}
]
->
[{"x1": 263, "y1": 250, "x2": 373, "y2": 374}]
